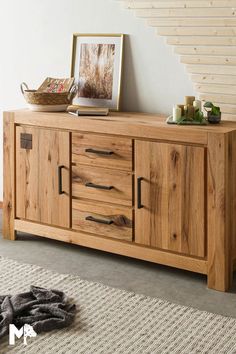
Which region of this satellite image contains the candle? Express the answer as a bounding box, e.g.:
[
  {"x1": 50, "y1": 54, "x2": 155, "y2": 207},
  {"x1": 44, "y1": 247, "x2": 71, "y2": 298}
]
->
[
  {"x1": 177, "y1": 104, "x2": 185, "y2": 116},
  {"x1": 173, "y1": 105, "x2": 182, "y2": 122},
  {"x1": 193, "y1": 100, "x2": 201, "y2": 111},
  {"x1": 187, "y1": 105, "x2": 195, "y2": 120},
  {"x1": 185, "y1": 96, "x2": 195, "y2": 106}
]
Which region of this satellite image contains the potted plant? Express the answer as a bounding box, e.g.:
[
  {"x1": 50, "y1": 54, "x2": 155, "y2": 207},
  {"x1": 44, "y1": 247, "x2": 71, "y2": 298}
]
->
[{"x1": 203, "y1": 102, "x2": 221, "y2": 124}]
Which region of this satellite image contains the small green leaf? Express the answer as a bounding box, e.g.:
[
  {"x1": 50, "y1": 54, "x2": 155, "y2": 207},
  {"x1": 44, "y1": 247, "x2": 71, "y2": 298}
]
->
[{"x1": 203, "y1": 102, "x2": 214, "y2": 109}]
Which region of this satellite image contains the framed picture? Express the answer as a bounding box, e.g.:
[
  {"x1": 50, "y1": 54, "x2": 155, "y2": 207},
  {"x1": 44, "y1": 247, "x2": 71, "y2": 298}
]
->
[{"x1": 71, "y1": 33, "x2": 124, "y2": 111}]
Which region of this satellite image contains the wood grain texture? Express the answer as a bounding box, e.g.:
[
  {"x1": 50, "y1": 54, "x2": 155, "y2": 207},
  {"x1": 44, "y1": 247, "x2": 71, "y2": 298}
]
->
[
  {"x1": 191, "y1": 74, "x2": 236, "y2": 86},
  {"x1": 72, "y1": 165, "x2": 133, "y2": 206},
  {"x1": 167, "y1": 36, "x2": 236, "y2": 46},
  {"x1": 149, "y1": 18, "x2": 236, "y2": 27},
  {"x1": 176, "y1": 46, "x2": 236, "y2": 56},
  {"x1": 195, "y1": 84, "x2": 236, "y2": 95},
  {"x1": 4, "y1": 110, "x2": 236, "y2": 291},
  {"x1": 158, "y1": 27, "x2": 236, "y2": 36},
  {"x1": 72, "y1": 133, "x2": 132, "y2": 171},
  {"x1": 135, "y1": 8, "x2": 236, "y2": 18},
  {"x1": 187, "y1": 65, "x2": 236, "y2": 75},
  {"x1": 72, "y1": 199, "x2": 133, "y2": 241},
  {"x1": 120, "y1": 0, "x2": 236, "y2": 118},
  {"x1": 16, "y1": 126, "x2": 70, "y2": 228},
  {"x1": 207, "y1": 133, "x2": 232, "y2": 291},
  {"x1": 14, "y1": 219, "x2": 208, "y2": 275},
  {"x1": 228, "y1": 131, "x2": 236, "y2": 264},
  {"x1": 13, "y1": 110, "x2": 236, "y2": 140},
  {"x1": 199, "y1": 93, "x2": 236, "y2": 105},
  {"x1": 3, "y1": 112, "x2": 16, "y2": 240},
  {"x1": 182, "y1": 56, "x2": 236, "y2": 66},
  {"x1": 13, "y1": 111, "x2": 207, "y2": 145},
  {"x1": 135, "y1": 140, "x2": 206, "y2": 258},
  {"x1": 123, "y1": 1, "x2": 236, "y2": 9}
]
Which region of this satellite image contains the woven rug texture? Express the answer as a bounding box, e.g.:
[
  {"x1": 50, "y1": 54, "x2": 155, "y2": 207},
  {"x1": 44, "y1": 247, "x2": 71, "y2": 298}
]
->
[{"x1": 0, "y1": 257, "x2": 236, "y2": 354}]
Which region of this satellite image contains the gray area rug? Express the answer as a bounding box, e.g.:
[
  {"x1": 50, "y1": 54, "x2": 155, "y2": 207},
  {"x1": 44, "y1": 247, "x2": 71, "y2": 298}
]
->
[{"x1": 0, "y1": 257, "x2": 236, "y2": 354}]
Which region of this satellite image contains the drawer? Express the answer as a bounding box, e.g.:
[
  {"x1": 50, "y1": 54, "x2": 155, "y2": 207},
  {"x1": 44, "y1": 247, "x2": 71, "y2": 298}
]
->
[
  {"x1": 72, "y1": 133, "x2": 133, "y2": 171},
  {"x1": 72, "y1": 165, "x2": 133, "y2": 206},
  {"x1": 72, "y1": 199, "x2": 133, "y2": 241}
]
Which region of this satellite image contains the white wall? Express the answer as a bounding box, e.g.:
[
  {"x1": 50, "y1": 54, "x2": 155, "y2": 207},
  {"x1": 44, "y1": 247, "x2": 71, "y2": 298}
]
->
[{"x1": 0, "y1": 0, "x2": 195, "y2": 199}]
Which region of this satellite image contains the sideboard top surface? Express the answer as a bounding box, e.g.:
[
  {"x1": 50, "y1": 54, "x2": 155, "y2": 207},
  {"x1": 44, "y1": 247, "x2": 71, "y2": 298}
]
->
[{"x1": 5, "y1": 109, "x2": 236, "y2": 145}]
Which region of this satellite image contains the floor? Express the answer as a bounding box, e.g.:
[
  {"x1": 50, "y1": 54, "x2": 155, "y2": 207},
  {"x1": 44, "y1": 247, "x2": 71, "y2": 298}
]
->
[{"x1": 0, "y1": 213, "x2": 236, "y2": 318}]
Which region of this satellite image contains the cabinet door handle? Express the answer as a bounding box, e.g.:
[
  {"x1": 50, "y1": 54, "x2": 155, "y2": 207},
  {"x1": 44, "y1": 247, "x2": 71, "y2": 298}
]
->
[
  {"x1": 58, "y1": 165, "x2": 65, "y2": 195},
  {"x1": 85, "y1": 148, "x2": 114, "y2": 155},
  {"x1": 86, "y1": 215, "x2": 114, "y2": 225},
  {"x1": 85, "y1": 182, "x2": 114, "y2": 190},
  {"x1": 137, "y1": 177, "x2": 144, "y2": 209}
]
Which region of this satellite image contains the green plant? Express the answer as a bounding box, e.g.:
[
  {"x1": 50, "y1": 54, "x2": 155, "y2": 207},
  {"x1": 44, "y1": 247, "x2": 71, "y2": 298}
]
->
[{"x1": 203, "y1": 102, "x2": 221, "y2": 116}]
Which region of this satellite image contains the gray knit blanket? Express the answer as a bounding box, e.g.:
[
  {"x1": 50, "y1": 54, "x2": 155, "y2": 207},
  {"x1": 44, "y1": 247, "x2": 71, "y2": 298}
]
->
[{"x1": 0, "y1": 286, "x2": 76, "y2": 339}]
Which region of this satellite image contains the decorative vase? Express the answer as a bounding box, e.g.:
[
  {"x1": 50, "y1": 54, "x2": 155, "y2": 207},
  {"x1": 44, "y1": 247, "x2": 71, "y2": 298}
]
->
[{"x1": 207, "y1": 112, "x2": 221, "y2": 124}]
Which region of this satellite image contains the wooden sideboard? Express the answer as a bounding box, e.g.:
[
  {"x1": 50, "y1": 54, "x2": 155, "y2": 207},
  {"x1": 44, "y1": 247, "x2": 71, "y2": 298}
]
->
[{"x1": 3, "y1": 110, "x2": 236, "y2": 291}]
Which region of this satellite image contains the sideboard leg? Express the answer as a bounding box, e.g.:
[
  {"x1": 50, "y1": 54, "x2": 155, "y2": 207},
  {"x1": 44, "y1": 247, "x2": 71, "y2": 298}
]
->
[
  {"x1": 3, "y1": 113, "x2": 16, "y2": 241},
  {"x1": 207, "y1": 133, "x2": 232, "y2": 291}
]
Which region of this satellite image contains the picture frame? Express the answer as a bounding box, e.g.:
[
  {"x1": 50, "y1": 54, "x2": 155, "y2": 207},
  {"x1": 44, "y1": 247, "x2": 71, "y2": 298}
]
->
[{"x1": 71, "y1": 33, "x2": 124, "y2": 111}]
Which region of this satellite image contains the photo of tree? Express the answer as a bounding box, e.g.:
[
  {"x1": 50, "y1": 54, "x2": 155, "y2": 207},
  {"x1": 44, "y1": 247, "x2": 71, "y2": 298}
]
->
[{"x1": 78, "y1": 43, "x2": 115, "y2": 100}]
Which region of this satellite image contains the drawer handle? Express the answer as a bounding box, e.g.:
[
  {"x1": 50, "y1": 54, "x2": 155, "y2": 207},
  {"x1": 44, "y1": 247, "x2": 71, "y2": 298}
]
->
[
  {"x1": 85, "y1": 182, "x2": 114, "y2": 190},
  {"x1": 86, "y1": 216, "x2": 114, "y2": 225},
  {"x1": 85, "y1": 148, "x2": 114, "y2": 156},
  {"x1": 58, "y1": 165, "x2": 65, "y2": 195},
  {"x1": 137, "y1": 177, "x2": 144, "y2": 209}
]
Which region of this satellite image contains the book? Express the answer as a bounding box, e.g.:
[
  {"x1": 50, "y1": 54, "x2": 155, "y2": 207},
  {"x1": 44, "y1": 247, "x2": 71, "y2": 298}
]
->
[
  {"x1": 67, "y1": 105, "x2": 109, "y2": 116},
  {"x1": 37, "y1": 77, "x2": 75, "y2": 93}
]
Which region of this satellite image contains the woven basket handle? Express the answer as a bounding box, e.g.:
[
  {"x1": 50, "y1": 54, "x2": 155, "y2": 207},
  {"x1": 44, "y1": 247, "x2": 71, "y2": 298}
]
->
[
  {"x1": 20, "y1": 82, "x2": 29, "y2": 95},
  {"x1": 67, "y1": 84, "x2": 77, "y2": 101}
]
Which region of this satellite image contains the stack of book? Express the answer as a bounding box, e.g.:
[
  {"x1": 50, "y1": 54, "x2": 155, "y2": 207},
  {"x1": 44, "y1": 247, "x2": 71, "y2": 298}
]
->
[{"x1": 67, "y1": 105, "x2": 109, "y2": 117}]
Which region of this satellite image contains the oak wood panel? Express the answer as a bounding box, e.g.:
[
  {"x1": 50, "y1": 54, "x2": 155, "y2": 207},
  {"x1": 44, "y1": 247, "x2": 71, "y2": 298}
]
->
[
  {"x1": 182, "y1": 56, "x2": 236, "y2": 66},
  {"x1": 72, "y1": 199, "x2": 133, "y2": 241},
  {"x1": 12, "y1": 111, "x2": 236, "y2": 133},
  {"x1": 191, "y1": 74, "x2": 236, "y2": 86},
  {"x1": 13, "y1": 111, "x2": 218, "y2": 144},
  {"x1": 207, "y1": 133, "x2": 232, "y2": 291},
  {"x1": 175, "y1": 46, "x2": 236, "y2": 56},
  {"x1": 123, "y1": 1, "x2": 236, "y2": 9},
  {"x1": 14, "y1": 219, "x2": 208, "y2": 275},
  {"x1": 3, "y1": 112, "x2": 16, "y2": 240},
  {"x1": 200, "y1": 93, "x2": 236, "y2": 105},
  {"x1": 221, "y1": 113, "x2": 236, "y2": 120},
  {"x1": 158, "y1": 27, "x2": 236, "y2": 36},
  {"x1": 136, "y1": 8, "x2": 236, "y2": 18},
  {"x1": 167, "y1": 36, "x2": 236, "y2": 46},
  {"x1": 187, "y1": 65, "x2": 236, "y2": 75},
  {"x1": 72, "y1": 165, "x2": 133, "y2": 206},
  {"x1": 72, "y1": 133, "x2": 132, "y2": 171},
  {"x1": 149, "y1": 18, "x2": 236, "y2": 27},
  {"x1": 16, "y1": 126, "x2": 70, "y2": 228},
  {"x1": 195, "y1": 84, "x2": 236, "y2": 95},
  {"x1": 135, "y1": 140, "x2": 206, "y2": 258},
  {"x1": 229, "y1": 131, "x2": 236, "y2": 262},
  {"x1": 120, "y1": 1, "x2": 236, "y2": 118},
  {"x1": 216, "y1": 104, "x2": 236, "y2": 114}
]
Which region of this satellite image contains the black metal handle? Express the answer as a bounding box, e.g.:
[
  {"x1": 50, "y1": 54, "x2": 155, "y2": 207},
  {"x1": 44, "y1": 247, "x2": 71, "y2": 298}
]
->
[
  {"x1": 58, "y1": 165, "x2": 65, "y2": 195},
  {"x1": 85, "y1": 148, "x2": 114, "y2": 156},
  {"x1": 137, "y1": 177, "x2": 144, "y2": 209},
  {"x1": 85, "y1": 182, "x2": 114, "y2": 190},
  {"x1": 86, "y1": 216, "x2": 114, "y2": 225}
]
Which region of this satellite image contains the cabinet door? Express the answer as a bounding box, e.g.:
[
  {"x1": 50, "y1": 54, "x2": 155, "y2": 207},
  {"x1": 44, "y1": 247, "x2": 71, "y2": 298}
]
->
[
  {"x1": 135, "y1": 140, "x2": 206, "y2": 258},
  {"x1": 16, "y1": 126, "x2": 70, "y2": 228}
]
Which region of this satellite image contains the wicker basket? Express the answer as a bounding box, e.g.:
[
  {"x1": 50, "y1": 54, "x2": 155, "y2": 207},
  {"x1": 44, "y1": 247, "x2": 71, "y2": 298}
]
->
[{"x1": 21, "y1": 82, "x2": 77, "y2": 111}]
